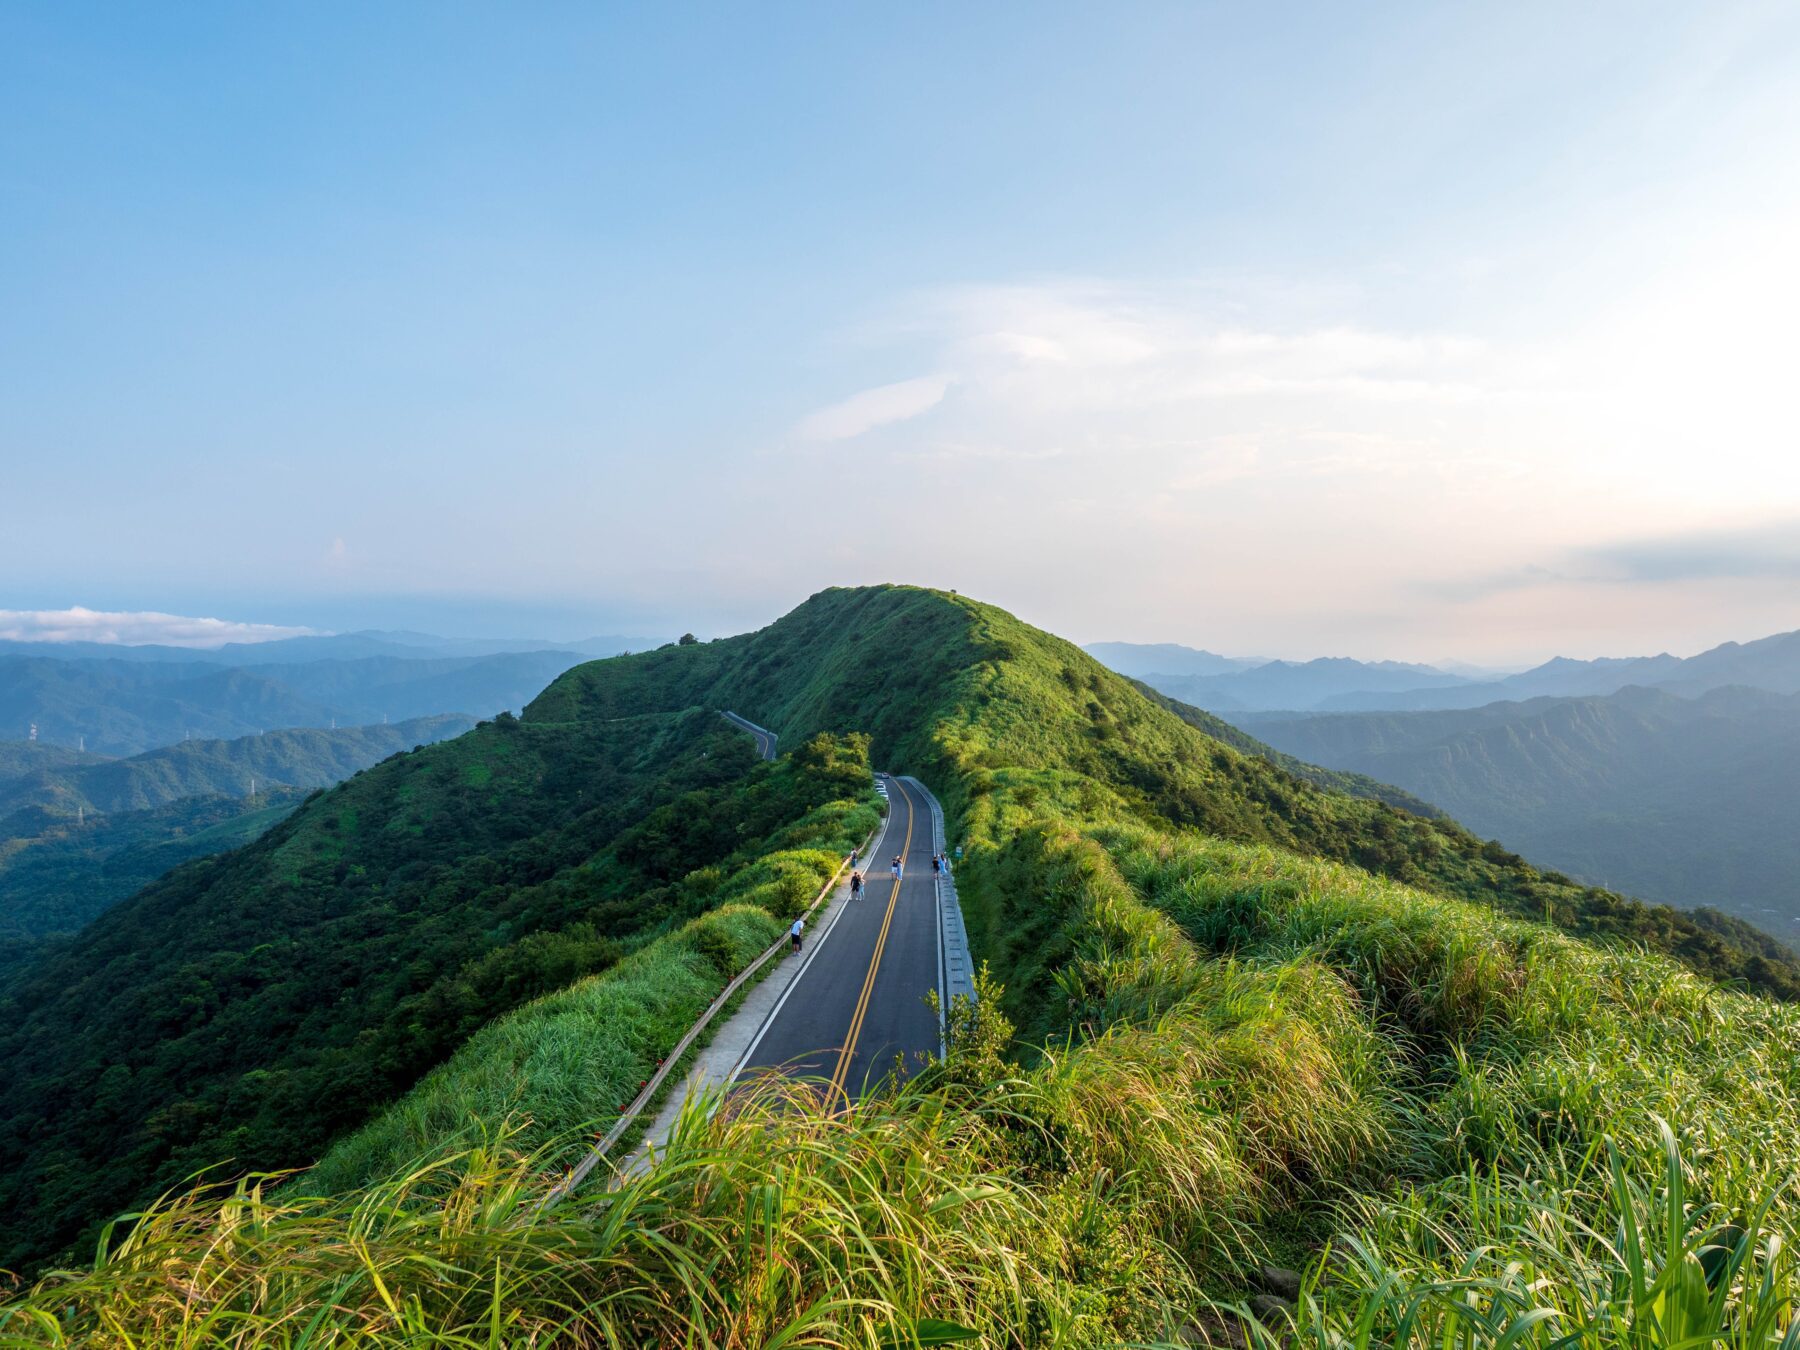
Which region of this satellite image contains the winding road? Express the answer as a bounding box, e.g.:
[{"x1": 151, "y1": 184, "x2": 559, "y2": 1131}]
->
[{"x1": 720, "y1": 710, "x2": 777, "y2": 760}]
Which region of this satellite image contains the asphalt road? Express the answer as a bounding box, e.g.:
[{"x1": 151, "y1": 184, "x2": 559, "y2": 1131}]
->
[
  {"x1": 721, "y1": 710, "x2": 777, "y2": 760},
  {"x1": 737, "y1": 774, "x2": 943, "y2": 1099}
]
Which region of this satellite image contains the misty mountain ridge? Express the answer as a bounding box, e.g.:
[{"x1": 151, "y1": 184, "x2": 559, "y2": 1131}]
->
[
  {"x1": 1322, "y1": 629, "x2": 1800, "y2": 711},
  {"x1": 0, "y1": 629, "x2": 649, "y2": 666},
  {"x1": 0, "y1": 649, "x2": 594, "y2": 755},
  {"x1": 1089, "y1": 627, "x2": 1800, "y2": 712},
  {"x1": 1234, "y1": 682, "x2": 1800, "y2": 933},
  {"x1": 1081, "y1": 641, "x2": 1266, "y2": 678}
]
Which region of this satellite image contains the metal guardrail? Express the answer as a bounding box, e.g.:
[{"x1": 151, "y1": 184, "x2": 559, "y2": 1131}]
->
[
  {"x1": 542, "y1": 798, "x2": 884, "y2": 1205},
  {"x1": 900, "y1": 776, "x2": 975, "y2": 1060}
]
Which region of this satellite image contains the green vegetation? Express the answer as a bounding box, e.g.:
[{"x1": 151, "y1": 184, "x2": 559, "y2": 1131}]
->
[
  {"x1": 0, "y1": 648, "x2": 583, "y2": 756},
  {"x1": 0, "y1": 789, "x2": 306, "y2": 982},
  {"x1": 313, "y1": 735, "x2": 878, "y2": 1190},
  {"x1": 0, "y1": 707, "x2": 874, "y2": 1270},
  {"x1": 4, "y1": 585, "x2": 1799, "y2": 1347},
  {"x1": 0, "y1": 717, "x2": 474, "y2": 963},
  {"x1": 0, "y1": 714, "x2": 474, "y2": 823}
]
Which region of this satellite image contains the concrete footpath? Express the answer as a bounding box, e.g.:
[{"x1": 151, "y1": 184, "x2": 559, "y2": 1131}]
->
[{"x1": 627, "y1": 779, "x2": 899, "y2": 1165}]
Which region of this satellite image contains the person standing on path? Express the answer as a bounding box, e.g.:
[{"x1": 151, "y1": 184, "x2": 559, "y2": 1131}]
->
[
  {"x1": 850, "y1": 870, "x2": 862, "y2": 900},
  {"x1": 790, "y1": 917, "x2": 804, "y2": 953}
]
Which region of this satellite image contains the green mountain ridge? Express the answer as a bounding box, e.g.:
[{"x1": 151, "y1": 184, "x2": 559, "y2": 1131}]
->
[
  {"x1": 0, "y1": 717, "x2": 478, "y2": 979},
  {"x1": 0, "y1": 714, "x2": 475, "y2": 824},
  {"x1": 0, "y1": 649, "x2": 586, "y2": 756}
]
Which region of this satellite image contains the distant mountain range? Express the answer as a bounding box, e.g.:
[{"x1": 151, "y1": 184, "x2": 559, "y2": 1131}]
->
[
  {"x1": 1321, "y1": 629, "x2": 1800, "y2": 711},
  {"x1": 1082, "y1": 642, "x2": 1265, "y2": 679},
  {"x1": 1233, "y1": 685, "x2": 1800, "y2": 934},
  {"x1": 0, "y1": 715, "x2": 474, "y2": 971},
  {"x1": 0, "y1": 648, "x2": 595, "y2": 755},
  {"x1": 0, "y1": 629, "x2": 650, "y2": 666},
  {"x1": 1087, "y1": 629, "x2": 1800, "y2": 712}
]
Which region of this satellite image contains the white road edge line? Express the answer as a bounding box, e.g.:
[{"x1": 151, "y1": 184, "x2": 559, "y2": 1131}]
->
[{"x1": 935, "y1": 871, "x2": 946, "y2": 1058}]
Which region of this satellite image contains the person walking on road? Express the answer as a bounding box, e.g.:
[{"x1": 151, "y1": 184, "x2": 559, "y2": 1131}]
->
[
  {"x1": 891, "y1": 855, "x2": 903, "y2": 881},
  {"x1": 790, "y1": 917, "x2": 804, "y2": 953},
  {"x1": 931, "y1": 854, "x2": 941, "y2": 875},
  {"x1": 850, "y1": 870, "x2": 863, "y2": 900}
]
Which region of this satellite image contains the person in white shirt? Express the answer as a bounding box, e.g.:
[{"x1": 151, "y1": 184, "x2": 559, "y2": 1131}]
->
[{"x1": 790, "y1": 917, "x2": 805, "y2": 952}]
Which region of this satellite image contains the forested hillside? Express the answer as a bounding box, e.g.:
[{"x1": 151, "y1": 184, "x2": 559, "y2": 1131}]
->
[
  {"x1": 0, "y1": 789, "x2": 305, "y2": 981},
  {"x1": 0, "y1": 707, "x2": 873, "y2": 1269},
  {"x1": 0, "y1": 714, "x2": 473, "y2": 823},
  {"x1": 7, "y1": 586, "x2": 1800, "y2": 1347},
  {"x1": 0, "y1": 715, "x2": 474, "y2": 973},
  {"x1": 1235, "y1": 685, "x2": 1800, "y2": 935}
]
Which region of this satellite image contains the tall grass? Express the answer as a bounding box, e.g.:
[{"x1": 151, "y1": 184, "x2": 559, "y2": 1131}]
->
[
  {"x1": 308, "y1": 903, "x2": 783, "y2": 1193},
  {"x1": 7, "y1": 819, "x2": 1800, "y2": 1345}
]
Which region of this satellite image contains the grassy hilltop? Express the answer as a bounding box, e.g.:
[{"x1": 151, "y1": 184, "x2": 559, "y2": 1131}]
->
[{"x1": 4, "y1": 584, "x2": 1799, "y2": 1348}]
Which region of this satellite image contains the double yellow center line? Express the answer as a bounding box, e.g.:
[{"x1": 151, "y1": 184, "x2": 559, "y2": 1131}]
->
[{"x1": 826, "y1": 776, "x2": 914, "y2": 1105}]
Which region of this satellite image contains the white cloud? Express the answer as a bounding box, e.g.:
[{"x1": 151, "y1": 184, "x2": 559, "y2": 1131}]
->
[
  {"x1": 796, "y1": 374, "x2": 953, "y2": 441},
  {"x1": 923, "y1": 283, "x2": 1493, "y2": 415},
  {"x1": 0, "y1": 607, "x2": 319, "y2": 648}
]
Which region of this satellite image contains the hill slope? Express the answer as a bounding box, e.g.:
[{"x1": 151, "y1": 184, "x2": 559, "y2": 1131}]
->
[
  {"x1": 0, "y1": 707, "x2": 872, "y2": 1269},
  {"x1": 0, "y1": 715, "x2": 473, "y2": 823},
  {"x1": 0, "y1": 790, "x2": 306, "y2": 981},
  {"x1": 0, "y1": 717, "x2": 475, "y2": 969},
  {"x1": 1233, "y1": 685, "x2": 1800, "y2": 934}
]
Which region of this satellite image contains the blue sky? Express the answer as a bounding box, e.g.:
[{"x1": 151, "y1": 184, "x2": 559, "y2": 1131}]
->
[{"x1": 4, "y1": 3, "x2": 1797, "y2": 659}]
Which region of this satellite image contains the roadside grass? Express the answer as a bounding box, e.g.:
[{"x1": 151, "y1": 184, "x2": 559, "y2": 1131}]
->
[{"x1": 306, "y1": 902, "x2": 783, "y2": 1193}]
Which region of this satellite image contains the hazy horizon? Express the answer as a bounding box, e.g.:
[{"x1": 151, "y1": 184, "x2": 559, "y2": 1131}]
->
[
  {"x1": 0, "y1": 596, "x2": 1789, "y2": 671},
  {"x1": 5, "y1": 5, "x2": 1797, "y2": 663}
]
